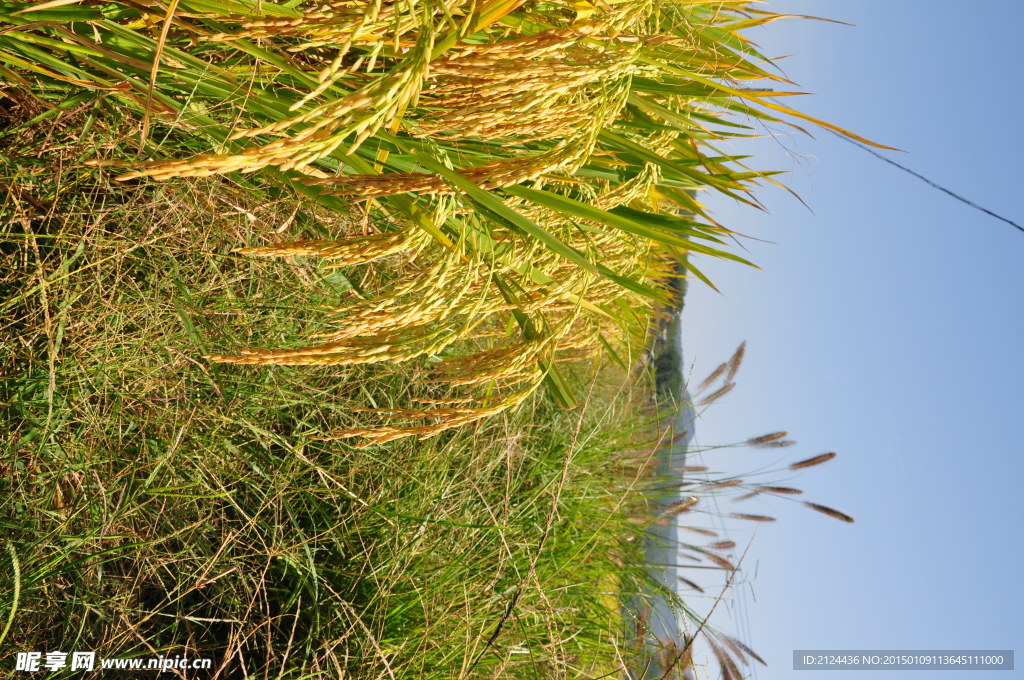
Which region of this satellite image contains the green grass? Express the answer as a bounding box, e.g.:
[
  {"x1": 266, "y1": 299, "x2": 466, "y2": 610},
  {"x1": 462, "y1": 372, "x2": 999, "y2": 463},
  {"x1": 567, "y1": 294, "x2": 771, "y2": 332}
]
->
[
  {"x1": 0, "y1": 129, "x2": 686, "y2": 677},
  {"x1": 0, "y1": 117, "x2": 851, "y2": 680},
  {"x1": 0, "y1": 1, "x2": 864, "y2": 676}
]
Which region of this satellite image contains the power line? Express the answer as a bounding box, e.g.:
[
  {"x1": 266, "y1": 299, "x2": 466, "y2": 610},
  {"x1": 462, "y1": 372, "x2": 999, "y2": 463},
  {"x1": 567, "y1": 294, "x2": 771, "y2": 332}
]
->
[{"x1": 828, "y1": 129, "x2": 1024, "y2": 235}]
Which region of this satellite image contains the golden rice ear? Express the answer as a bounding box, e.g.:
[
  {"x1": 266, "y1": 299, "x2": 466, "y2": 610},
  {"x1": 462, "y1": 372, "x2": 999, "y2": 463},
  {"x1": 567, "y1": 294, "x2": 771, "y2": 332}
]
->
[
  {"x1": 307, "y1": 144, "x2": 585, "y2": 198},
  {"x1": 313, "y1": 385, "x2": 536, "y2": 447},
  {"x1": 234, "y1": 232, "x2": 422, "y2": 266},
  {"x1": 593, "y1": 162, "x2": 661, "y2": 210}
]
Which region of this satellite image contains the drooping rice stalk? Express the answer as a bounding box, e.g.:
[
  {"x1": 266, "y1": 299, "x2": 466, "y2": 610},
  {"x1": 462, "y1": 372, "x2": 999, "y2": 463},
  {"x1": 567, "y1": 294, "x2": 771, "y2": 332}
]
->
[{"x1": 0, "y1": 1, "x2": 888, "y2": 443}]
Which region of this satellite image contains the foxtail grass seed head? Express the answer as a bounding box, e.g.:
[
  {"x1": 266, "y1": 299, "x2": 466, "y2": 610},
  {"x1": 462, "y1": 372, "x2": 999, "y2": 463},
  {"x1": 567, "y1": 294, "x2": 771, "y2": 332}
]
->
[
  {"x1": 754, "y1": 439, "x2": 797, "y2": 448},
  {"x1": 745, "y1": 431, "x2": 788, "y2": 447},
  {"x1": 803, "y1": 501, "x2": 855, "y2": 523},
  {"x1": 696, "y1": 361, "x2": 727, "y2": 391},
  {"x1": 681, "y1": 526, "x2": 718, "y2": 537},
  {"x1": 697, "y1": 382, "x2": 735, "y2": 407},
  {"x1": 721, "y1": 634, "x2": 767, "y2": 667},
  {"x1": 709, "y1": 639, "x2": 743, "y2": 680},
  {"x1": 725, "y1": 340, "x2": 746, "y2": 382},
  {"x1": 757, "y1": 485, "x2": 803, "y2": 495},
  {"x1": 701, "y1": 478, "x2": 743, "y2": 490},
  {"x1": 704, "y1": 552, "x2": 736, "y2": 571},
  {"x1": 660, "y1": 496, "x2": 698, "y2": 517},
  {"x1": 729, "y1": 513, "x2": 776, "y2": 522},
  {"x1": 677, "y1": 576, "x2": 705, "y2": 593},
  {"x1": 789, "y1": 452, "x2": 838, "y2": 470},
  {"x1": 664, "y1": 430, "x2": 690, "y2": 446},
  {"x1": 709, "y1": 540, "x2": 736, "y2": 550},
  {"x1": 723, "y1": 635, "x2": 767, "y2": 667}
]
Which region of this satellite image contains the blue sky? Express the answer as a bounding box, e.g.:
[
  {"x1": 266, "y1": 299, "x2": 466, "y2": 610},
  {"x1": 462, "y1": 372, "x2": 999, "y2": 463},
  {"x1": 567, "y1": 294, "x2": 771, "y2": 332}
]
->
[{"x1": 677, "y1": 1, "x2": 1024, "y2": 677}]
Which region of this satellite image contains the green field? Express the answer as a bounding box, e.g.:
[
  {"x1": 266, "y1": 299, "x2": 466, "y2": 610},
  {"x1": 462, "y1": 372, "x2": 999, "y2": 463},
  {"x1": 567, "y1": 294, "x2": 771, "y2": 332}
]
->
[{"x1": 1, "y1": 1, "x2": 862, "y2": 677}]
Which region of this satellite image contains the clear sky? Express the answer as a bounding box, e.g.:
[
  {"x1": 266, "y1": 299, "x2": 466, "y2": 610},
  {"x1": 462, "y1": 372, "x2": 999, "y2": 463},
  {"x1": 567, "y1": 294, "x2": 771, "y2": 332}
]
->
[{"x1": 677, "y1": 1, "x2": 1024, "y2": 677}]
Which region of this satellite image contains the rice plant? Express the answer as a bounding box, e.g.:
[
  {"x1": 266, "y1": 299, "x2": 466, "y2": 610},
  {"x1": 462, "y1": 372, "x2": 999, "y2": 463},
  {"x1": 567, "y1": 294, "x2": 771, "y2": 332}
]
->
[
  {"x1": 0, "y1": 0, "x2": 887, "y2": 443},
  {"x1": 0, "y1": 2, "x2": 864, "y2": 677}
]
